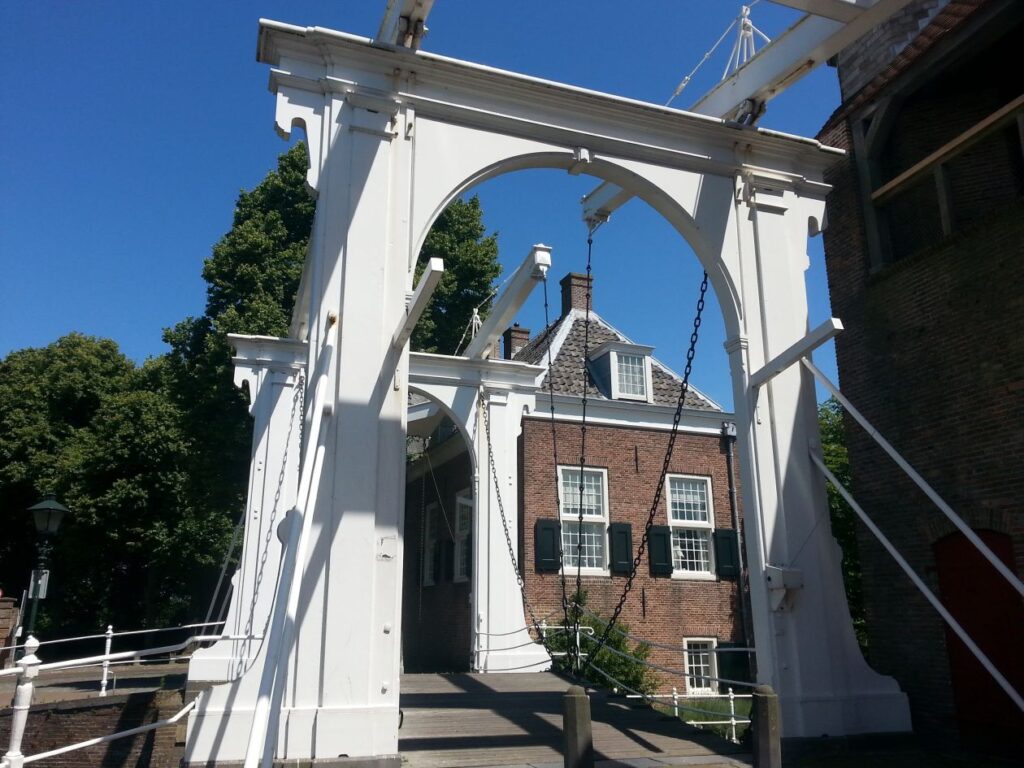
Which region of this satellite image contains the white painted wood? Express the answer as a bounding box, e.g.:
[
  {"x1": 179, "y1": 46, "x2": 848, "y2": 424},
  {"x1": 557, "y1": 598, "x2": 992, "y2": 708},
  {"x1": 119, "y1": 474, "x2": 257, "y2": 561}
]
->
[
  {"x1": 392, "y1": 257, "x2": 444, "y2": 351},
  {"x1": 186, "y1": 19, "x2": 912, "y2": 763},
  {"x1": 463, "y1": 245, "x2": 551, "y2": 359},
  {"x1": 768, "y1": 0, "x2": 871, "y2": 24},
  {"x1": 748, "y1": 317, "x2": 843, "y2": 389},
  {"x1": 377, "y1": 0, "x2": 436, "y2": 48}
]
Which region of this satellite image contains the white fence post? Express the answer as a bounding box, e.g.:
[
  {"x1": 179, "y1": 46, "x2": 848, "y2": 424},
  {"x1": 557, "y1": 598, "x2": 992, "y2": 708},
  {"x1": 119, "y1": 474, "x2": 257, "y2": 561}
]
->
[
  {"x1": 2, "y1": 636, "x2": 40, "y2": 768},
  {"x1": 99, "y1": 625, "x2": 113, "y2": 697},
  {"x1": 672, "y1": 687, "x2": 679, "y2": 719},
  {"x1": 728, "y1": 687, "x2": 737, "y2": 743}
]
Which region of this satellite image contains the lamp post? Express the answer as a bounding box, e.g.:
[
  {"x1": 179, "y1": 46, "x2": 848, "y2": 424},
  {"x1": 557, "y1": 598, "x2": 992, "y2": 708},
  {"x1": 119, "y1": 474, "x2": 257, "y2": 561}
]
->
[{"x1": 24, "y1": 493, "x2": 69, "y2": 640}]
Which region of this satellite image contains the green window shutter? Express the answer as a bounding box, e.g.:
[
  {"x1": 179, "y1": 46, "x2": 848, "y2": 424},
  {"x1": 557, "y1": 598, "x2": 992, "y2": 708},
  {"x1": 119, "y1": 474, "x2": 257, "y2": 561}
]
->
[
  {"x1": 535, "y1": 518, "x2": 560, "y2": 572},
  {"x1": 648, "y1": 525, "x2": 673, "y2": 576},
  {"x1": 608, "y1": 523, "x2": 633, "y2": 574},
  {"x1": 714, "y1": 529, "x2": 740, "y2": 579}
]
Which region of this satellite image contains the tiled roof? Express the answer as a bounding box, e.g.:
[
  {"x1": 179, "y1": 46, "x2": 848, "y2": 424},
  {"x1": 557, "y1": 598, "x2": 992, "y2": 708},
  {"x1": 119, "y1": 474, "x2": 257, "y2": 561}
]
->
[{"x1": 515, "y1": 308, "x2": 720, "y2": 411}]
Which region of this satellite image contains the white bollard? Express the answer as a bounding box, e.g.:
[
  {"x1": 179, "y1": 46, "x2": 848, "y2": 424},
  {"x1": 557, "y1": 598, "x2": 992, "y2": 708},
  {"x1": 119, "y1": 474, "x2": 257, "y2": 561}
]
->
[
  {"x1": 3, "y1": 636, "x2": 41, "y2": 768},
  {"x1": 100, "y1": 625, "x2": 113, "y2": 697}
]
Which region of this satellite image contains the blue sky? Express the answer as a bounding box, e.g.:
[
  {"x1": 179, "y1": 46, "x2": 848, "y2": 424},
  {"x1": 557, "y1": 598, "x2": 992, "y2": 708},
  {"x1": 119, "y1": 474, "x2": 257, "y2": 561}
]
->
[{"x1": 1, "y1": 1, "x2": 843, "y2": 410}]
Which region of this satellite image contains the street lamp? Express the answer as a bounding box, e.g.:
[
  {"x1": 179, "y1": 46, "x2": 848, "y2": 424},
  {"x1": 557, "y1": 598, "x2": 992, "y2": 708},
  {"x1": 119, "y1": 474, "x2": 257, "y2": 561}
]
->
[{"x1": 24, "y1": 493, "x2": 69, "y2": 640}]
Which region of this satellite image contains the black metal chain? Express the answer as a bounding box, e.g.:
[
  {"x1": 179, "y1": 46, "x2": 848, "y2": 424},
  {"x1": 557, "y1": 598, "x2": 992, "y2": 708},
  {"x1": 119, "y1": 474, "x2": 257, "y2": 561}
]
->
[
  {"x1": 580, "y1": 271, "x2": 709, "y2": 677},
  {"x1": 480, "y1": 397, "x2": 561, "y2": 659},
  {"x1": 571, "y1": 229, "x2": 597, "y2": 671},
  {"x1": 542, "y1": 275, "x2": 573, "y2": 645}
]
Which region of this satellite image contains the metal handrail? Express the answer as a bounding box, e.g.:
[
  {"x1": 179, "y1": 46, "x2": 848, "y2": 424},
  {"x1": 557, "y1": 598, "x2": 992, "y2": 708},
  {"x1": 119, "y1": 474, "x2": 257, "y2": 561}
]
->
[
  {"x1": 572, "y1": 603, "x2": 753, "y2": 655},
  {"x1": 579, "y1": 631, "x2": 755, "y2": 689},
  {"x1": 802, "y1": 357, "x2": 1024, "y2": 600},
  {"x1": 0, "y1": 621, "x2": 226, "y2": 654},
  {"x1": 811, "y1": 451, "x2": 1024, "y2": 713},
  {"x1": 18, "y1": 700, "x2": 197, "y2": 766}
]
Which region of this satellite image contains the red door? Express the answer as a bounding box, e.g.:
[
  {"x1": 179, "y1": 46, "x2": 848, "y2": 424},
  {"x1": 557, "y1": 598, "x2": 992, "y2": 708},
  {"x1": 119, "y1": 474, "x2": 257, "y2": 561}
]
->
[{"x1": 933, "y1": 529, "x2": 1024, "y2": 752}]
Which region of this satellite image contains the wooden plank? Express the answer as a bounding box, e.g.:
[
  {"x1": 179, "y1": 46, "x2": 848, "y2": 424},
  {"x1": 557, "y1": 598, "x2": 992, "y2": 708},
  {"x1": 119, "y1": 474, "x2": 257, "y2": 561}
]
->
[
  {"x1": 872, "y1": 94, "x2": 1024, "y2": 204},
  {"x1": 398, "y1": 673, "x2": 747, "y2": 767}
]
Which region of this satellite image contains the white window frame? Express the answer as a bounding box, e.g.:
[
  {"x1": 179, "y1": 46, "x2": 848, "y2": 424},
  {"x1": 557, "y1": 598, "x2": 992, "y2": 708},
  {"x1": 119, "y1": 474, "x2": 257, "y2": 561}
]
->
[
  {"x1": 423, "y1": 502, "x2": 438, "y2": 587},
  {"x1": 666, "y1": 474, "x2": 715, "y2": 581},
  {"x1": 609, "y1": 349, "x2": 653, "y2": 402},
  {"x1": 683, "y1": 637, "x2": 719, "y2": 695},
  {"x1": 453, "y1": 491, "x2": 472, "y2": 583},
  {"x1": 558, "y1": 465, "x2": 609, "y2": 575}
]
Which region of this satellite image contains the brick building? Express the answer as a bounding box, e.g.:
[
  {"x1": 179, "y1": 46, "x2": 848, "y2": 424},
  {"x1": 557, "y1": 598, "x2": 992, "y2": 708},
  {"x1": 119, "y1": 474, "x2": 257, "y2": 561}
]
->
[
  {"x1": 402, "y1": 273, "x2": 749, "y2": 692},
  {"x1": 818, "y1": 0, "x2": 1024, "y2": 751}
]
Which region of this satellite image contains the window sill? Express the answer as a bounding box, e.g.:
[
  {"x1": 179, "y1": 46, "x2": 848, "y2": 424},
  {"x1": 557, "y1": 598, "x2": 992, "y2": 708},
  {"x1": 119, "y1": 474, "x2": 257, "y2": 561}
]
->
[
  {"x1": 671, "y1": 572, "x2": 717, "y2": 582},
  {"x1": 563, "y1": 568, "x2": 610, "y2": 578}
]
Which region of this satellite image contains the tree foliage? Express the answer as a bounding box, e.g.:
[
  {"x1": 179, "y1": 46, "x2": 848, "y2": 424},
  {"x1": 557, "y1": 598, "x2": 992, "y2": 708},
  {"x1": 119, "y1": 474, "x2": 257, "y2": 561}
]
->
[
  {"x1": 546, "y1": 593, "x2": 656, "y2": 695},
  {"x1": 819, "y1": 396, "x2": 866, "y2": 650},
  {"x1": 411, "y1": 196, "x2": 501, "y2": 354},
  {"x1": 1, "y1": 141, "x2": 502, "y2": 640}
]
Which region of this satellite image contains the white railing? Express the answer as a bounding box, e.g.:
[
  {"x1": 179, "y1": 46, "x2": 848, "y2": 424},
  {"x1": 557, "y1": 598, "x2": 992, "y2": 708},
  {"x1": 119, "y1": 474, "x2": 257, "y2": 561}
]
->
[
  {"x1": 1, "y1": 632, "x2": 254, "y2": 768},
  {"x1": 626, "y1": 687, "x2": 751, "y2": 743},
  {"x1": 1, "y1": 621, "x2": 226, "y2": 695}
]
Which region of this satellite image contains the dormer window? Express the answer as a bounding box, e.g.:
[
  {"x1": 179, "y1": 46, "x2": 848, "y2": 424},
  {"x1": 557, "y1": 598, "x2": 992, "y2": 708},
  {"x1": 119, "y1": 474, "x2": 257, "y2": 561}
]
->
[
  {"x1": 588, "y1": 341, "x2": 654, "y2": 402},
  {"x1": 616, "y1": 353, "x2": 647, "y2": 398}
]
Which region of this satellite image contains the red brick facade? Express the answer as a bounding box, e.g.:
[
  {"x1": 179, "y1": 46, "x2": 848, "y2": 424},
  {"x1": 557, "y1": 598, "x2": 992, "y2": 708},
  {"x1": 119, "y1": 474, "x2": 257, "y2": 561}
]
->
[
  {"x1": 519, "y1": 418, "x2": 746, "y2": 688},
  {"x1": 820, "y1": 0, "x2": 1024, "y2": 750}
]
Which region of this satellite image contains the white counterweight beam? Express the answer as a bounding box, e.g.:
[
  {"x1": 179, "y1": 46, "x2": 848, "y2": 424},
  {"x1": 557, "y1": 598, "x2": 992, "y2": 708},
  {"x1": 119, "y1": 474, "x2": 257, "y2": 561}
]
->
[
  {"x1": 463, "y1": 245, "x2": 551, "y2": 360},
  {"x1": 581, "y1": 0, "x2": 917, "y2": 226}
]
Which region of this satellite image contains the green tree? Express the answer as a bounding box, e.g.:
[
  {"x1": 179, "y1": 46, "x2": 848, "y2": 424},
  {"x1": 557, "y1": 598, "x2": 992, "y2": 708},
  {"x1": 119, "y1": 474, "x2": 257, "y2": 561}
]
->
[
  {"x1": 819, "y1": 396, "x2": 866, "y2": 650},
  {"x1": 0, "y1": 335, "x2": 221, "y2": 636},
  {"x1": 546, "y1": 594, "x2": 656, "y2": 695},
  {"x1": 411, "y1": 196, "x2": 501, "y2": 354}
]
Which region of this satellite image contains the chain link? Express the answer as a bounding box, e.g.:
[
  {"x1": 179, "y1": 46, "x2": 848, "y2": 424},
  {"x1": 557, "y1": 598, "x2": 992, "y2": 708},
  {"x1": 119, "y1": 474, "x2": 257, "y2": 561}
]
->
[
  {"x1": 580, "y1": 271, "x2": 709, "y2": 676},
  {"x1": 541, "y1": 276, "x2": 573, "y2": 646},
  {"x1": 480, "y1": 397, "x2": 560, "y2": 659}
]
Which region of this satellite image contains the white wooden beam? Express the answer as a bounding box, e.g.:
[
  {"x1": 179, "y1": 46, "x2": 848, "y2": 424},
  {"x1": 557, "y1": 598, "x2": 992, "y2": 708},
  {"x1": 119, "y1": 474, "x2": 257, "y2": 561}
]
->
[
  {"x1": 748, "y1": 317, "x2": 843, "y2": 389},
  {"x1": 579, "y1": 0, "x2": 915, "y2": 221},
  {"x1": 768, "y1": 0, "x2": 871, "y2": 24},
  {"x1": 463, "y1": 245, "x2": 552, "y2": 359},
  {"x1": 693, "y1": 0, "x2": 917, "y2": 120},
  {"x1": 580, "y1": 181, "x2": 635, "y2": 228},
  {"x1": 376, "y1": 0, "x2": 436, "y2": 48},
  {"x1": 391, "y1": 257, "x2": 444, "y2": 351}
]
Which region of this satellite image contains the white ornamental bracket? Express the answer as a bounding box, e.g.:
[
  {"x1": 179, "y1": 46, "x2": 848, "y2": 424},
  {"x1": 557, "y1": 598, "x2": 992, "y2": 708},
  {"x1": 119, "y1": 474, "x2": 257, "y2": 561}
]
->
[{"x1": 765, "y1": 565, "x2": 804, "y2": 611}]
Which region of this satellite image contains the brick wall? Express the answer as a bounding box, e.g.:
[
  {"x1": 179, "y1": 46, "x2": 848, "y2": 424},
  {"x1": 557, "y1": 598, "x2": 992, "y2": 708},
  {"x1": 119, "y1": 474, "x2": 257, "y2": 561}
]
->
[
  {"x1": 821, "y1": 28, "x2": 1024, "y2": 741},
  {"x1": 402, "y1": 448, "x2": 473, "y2": 672},
  {"x1": 0, "y1": 689, "x2": 186, "y2": 768},
  {"x1": 519, "y1": 418, "x2": 745, "y2": 691}
]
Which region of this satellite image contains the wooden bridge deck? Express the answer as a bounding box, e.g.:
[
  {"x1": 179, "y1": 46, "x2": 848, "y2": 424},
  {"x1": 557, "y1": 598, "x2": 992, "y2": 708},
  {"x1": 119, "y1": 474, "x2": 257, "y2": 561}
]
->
[{"x1": 398, "y1": 672, "x2": 750, "y2": 768}]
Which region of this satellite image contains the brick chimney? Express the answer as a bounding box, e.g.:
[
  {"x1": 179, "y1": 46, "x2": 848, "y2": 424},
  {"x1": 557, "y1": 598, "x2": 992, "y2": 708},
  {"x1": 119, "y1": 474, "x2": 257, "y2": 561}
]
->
[
  {"x1": 560, "y1": 272, "x2": 593, "y2": 318},
  {"x1": 503, "y1": 323, "x2": 531, "y2": 360}
]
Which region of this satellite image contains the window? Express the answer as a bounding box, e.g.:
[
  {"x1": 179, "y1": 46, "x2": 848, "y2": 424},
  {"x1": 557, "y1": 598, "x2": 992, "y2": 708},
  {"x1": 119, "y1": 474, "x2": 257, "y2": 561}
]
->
[
  {"x1": 423, "y1": 502, "x2": 438, "y2": 587},
  {"x1": 454, "y1": 494, "x2": 472, "y2": 582},
  {"x1": 587, "y1": 341, "x2": 653, "y2": 402},
  {"x1": 684, "y1": 638, "x2": 718, "y2": 695},
  {"x1": 667, "y1": 475, "x2": 714, "y2": 578},
  {"x1": 616, "y1": 353, "x2": 647, "y2": 398},
  {"x1": 559, "y1": 466, "x2": 608, "y2": 571}
]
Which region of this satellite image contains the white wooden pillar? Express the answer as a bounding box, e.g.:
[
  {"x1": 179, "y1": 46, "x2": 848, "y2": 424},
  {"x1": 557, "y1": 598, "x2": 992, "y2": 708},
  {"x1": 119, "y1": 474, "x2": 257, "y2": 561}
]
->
[{"x1": 725, "y1": 173, "x2": 910, "y2": 737}]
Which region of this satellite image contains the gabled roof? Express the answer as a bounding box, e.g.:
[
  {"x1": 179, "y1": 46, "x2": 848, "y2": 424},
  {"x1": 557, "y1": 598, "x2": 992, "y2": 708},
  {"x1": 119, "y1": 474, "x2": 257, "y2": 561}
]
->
[{"x1": 515, "y1": 308, "x2": 720, "y2": 412}]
